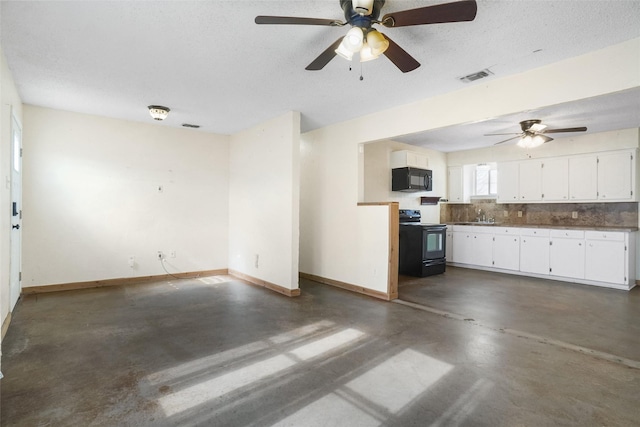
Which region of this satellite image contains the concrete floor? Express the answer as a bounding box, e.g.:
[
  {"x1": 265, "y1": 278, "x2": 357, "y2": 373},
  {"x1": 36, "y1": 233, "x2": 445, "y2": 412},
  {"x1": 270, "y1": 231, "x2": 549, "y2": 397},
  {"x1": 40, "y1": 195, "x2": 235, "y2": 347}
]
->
[{"x1": 1, "y1": 270, "x2": 639, "y2": 426}]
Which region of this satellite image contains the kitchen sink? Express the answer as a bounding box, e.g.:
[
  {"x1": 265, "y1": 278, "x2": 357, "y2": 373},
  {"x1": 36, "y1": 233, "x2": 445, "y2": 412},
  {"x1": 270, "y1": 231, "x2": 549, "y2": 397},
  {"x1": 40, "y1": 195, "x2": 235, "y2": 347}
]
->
[{"x1": 453, "y1": 221, "x2": 496, "y2": 225}]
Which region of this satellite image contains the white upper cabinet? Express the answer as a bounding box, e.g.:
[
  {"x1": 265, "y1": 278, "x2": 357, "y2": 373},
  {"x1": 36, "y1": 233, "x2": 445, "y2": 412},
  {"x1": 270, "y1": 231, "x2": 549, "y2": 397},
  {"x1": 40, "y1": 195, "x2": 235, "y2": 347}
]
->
[
  {"x1": 518, "y1": 160, "x2": 543, "y2": 201},
  {"x1": 497, "y1": 161, "x2": 519, "y2": 203},
  {"x1": 597, "y1": 151, "x2": 635, "y2": 201},
  {"x1": 542, "y1": 158, "x2": 569, "y2": 201},
  {"x1": 569, "y1": 154, "x2": 598, "y2": 201},
  {"x1": 496, "y1": 149, "x2": 637, "y2": 204},
  {"x1": 391, "y1": 150, "x2": 429, "y2": 169},
  {"x1": 447, "y1": 165, "x2": 473, "y2": 203}
]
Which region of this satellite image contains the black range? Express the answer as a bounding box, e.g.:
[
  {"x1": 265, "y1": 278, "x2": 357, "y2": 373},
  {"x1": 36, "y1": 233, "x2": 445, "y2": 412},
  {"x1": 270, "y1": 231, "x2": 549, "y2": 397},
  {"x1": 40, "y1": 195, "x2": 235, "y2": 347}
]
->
[{"x1": 398, "y1": 209, "x2": 447, "y2": 277}]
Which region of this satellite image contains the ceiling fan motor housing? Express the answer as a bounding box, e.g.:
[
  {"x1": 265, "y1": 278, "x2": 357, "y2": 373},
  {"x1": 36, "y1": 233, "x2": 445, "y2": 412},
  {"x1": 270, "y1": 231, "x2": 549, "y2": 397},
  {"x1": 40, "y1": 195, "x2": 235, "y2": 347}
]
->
[
  {"x1": 520, "y1": 119, "x2": 542, "y2": 132},
  {"x1": 340, "y1": 0, "x2": 385, "y2": 27}
]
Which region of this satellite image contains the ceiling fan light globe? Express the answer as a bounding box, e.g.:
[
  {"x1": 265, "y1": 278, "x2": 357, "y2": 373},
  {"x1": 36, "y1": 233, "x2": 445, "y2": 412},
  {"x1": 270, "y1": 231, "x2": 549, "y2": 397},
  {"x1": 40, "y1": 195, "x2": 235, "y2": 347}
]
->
[
  {"x1": 531, "y1": 135, "x2": 546, "y2": 147},
  {"x1": 359, "y1": 43, "x2": 379, "y2": 62},
  {"x1": 366, "y1": 30, "x2": 389, "y2": 55},
  {"x1": 517, "y1": 135, "x2": 533, "y2": 148},
  {"x1": 335, "y1": 41, "x2": 354, "y2": 61},
  {"x1": 344, "y1": 27, "x2": 364, "y2": 52}
]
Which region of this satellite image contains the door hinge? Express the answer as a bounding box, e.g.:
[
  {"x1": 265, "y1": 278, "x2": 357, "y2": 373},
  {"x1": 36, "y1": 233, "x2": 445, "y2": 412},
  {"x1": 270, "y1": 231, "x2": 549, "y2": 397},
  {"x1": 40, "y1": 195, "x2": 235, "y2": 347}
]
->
[
  {"x1": 19, "y1": 271, "x2": 22, "y2": 281},
  {"x1": 550, "y1": 241, "x2": 553, "y2": 246},
  {"x1": 549, "y1": 268, "x2": 552, "y2": 272},
  {"x1": 20, "y1": 148, "x2": 23, "y2": 157}
]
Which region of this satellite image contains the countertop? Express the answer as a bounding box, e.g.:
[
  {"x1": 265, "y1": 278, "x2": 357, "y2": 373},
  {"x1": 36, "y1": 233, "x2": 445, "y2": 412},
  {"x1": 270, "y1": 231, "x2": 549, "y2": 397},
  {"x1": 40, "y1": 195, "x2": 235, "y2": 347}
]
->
[{"x1": 445, "y1": 222, "x2": 639, "y2": 232}]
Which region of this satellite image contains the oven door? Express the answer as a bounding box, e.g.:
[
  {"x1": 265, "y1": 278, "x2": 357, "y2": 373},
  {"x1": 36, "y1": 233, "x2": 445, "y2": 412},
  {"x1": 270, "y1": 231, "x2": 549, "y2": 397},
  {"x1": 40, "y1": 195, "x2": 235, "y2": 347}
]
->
[{"x1": 422, "y1": 226, "x2": 446, "y2": 260}]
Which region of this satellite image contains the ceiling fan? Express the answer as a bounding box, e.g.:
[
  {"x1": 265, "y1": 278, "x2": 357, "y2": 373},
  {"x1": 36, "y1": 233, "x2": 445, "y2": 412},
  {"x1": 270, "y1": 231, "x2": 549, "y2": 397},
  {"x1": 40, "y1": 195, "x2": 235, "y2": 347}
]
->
[
  {"x1": 486, "y1": 119, "x2": 588, "y2": 148},
  {"x1": 255, "y1": 0, "x2": 477, "y2": 73}
]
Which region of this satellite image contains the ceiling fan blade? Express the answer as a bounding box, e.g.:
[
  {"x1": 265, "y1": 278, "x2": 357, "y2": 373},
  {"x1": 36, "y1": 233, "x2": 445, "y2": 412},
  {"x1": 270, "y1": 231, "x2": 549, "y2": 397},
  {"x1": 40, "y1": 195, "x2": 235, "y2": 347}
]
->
[
  {"x1": 542, "y1": 127, "x2": 588, "y2": 134},
  {"x1": 493, "y1": 135, "x2": 522, "y2": 145},
  {"x1": 305, "y1": 37, "x2": 344, "y2": 71},
  {"x1": 484, "y1": 132, "x2": 521, "y2": 136},
  {"x1": 382, "y1": 0, "x2": 477, "y2": 27},
  {"x1": 539, "y1": 135, "x2": 554, "y2": 143},
  {"x1": 255, "y1": 16, "x2": 342, "y2": 26},
  {"x1": 381, "y1": 35, "x2": 420, "y2": 73}
]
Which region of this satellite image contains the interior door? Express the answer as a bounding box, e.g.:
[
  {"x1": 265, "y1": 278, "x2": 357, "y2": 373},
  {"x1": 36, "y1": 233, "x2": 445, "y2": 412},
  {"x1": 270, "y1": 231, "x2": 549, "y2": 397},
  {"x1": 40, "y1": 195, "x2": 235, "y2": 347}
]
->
[{"x1": 10, "y1": 112, "x2": 23, "y2": 310}]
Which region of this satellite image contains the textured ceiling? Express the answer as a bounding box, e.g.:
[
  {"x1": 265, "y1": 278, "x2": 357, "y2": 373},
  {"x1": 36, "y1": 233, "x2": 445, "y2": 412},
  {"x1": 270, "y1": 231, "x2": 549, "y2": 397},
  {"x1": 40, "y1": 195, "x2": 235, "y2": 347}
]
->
[{"x1": 1, "y1": 1, "x2": 639, "y2": 152}]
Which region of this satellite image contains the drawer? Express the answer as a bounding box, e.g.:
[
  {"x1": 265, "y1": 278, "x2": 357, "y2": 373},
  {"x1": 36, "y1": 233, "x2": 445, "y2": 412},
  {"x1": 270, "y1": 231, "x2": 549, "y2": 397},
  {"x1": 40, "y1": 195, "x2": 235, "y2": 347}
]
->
[
  {"x1": 584, "y1": 231, "x2": 625, "y2": 242},
  {"x1": 493, "y1": 227, "x2": 520, "y2": 235},
  {"x1": 550, "y1": 229, "x2": 584, "y2": 239},
  {"x1": 520, "y1": 228, "x2": 550, "y2": 237},
  {"x1": 452, "y1": 225, "x2": 473, "y2": 232},
  {"x1": 471, "y1": 226, "x2": 494, "y2": 234}
]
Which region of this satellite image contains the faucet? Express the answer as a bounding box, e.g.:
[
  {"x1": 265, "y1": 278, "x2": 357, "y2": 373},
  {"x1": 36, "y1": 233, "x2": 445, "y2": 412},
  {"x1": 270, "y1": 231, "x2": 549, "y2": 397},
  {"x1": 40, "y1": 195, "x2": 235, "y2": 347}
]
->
[{"x1": 477, "y1": 209, "x2": 485, "y2": 222}]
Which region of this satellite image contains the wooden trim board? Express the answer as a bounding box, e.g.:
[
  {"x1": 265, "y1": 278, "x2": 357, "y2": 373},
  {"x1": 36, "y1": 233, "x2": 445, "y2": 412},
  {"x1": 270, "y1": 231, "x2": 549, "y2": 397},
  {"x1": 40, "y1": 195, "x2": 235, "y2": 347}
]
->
[
  {"x1": 229, "y1": 270, "x2": 301, "y2": 297},
  {"x1": 2, "y1": 311, "x2": 12, "y2": 340},
  {"x1": 387, "y1": 202, "x2": 399, "y2": 300},
  {"x1": 300, "y1": 272, "x2": 391, "y2": 301},
  {"x1": 21, "y1": 269, "x2": 229, "y2": 295}
]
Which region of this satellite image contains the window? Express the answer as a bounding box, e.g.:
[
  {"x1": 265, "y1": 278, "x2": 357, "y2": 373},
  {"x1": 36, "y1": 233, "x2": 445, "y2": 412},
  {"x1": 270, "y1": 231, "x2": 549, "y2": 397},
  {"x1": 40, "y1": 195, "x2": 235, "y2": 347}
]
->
[{"x1": 474, "y1": 163, "x2": 497, "y2": 196}]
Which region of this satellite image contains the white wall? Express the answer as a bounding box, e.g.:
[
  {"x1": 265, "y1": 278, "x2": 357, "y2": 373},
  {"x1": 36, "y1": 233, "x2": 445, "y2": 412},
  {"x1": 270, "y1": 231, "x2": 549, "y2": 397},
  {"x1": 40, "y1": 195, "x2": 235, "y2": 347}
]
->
[
  {"x1": 22, "y1": 106, "x2": 229, "y2": 287},
  {"x1": 228, "y1": 112, "x2": 300, "y2": 291},
  {"x1": 1, "y1": 46, "x2": 23, "y2": 330},
  {"x1": 300, "y1": 38, "x2": 640, "y2": 294},
  {"x1": 363, "y1": 140, "x2": 447, "y2": 224}
]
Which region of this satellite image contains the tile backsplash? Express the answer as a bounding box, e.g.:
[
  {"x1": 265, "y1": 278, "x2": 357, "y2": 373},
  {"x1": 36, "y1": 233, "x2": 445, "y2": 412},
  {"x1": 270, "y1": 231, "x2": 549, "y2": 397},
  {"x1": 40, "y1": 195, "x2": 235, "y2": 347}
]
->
[{"x1": 440, "y1": 199, "x2": 638, "y2": 228}]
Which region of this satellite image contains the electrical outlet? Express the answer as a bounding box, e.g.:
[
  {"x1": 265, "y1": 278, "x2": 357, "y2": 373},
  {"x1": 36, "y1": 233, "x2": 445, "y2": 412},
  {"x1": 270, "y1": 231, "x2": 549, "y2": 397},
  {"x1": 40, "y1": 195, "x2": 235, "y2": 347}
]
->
[
  {"x1": 503, "y1": 210, "x2": 508, "y2": 217},
  {"x1": 128, "y1": 256, "x2": 135, "y2": 268},
  {"x1": 572, "y1": 211, "x2": 578, "y2": 219},
  {"x1": 255, "y1": 254, "x2": 259, "y2": 269},
  {"x1": 517, "y1": 211, "x2": 523, "y2": 218},
  {"x1": 170, "y1": 251, "x2": 176, "y2": 258},
  {"x1": 157, "y1": 251, "x2": 164, "y2": 260}
]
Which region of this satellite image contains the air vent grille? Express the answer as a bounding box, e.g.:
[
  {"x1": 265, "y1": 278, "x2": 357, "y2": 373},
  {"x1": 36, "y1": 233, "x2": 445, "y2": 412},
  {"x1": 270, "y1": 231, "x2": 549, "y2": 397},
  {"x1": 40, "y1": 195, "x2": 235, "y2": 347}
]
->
[
  {"x1": 182, "y1": 123, "x2": 200, "y2": 128},
  {"x1": 459, "y1": 69, "x2": 493, "y2": 83}
]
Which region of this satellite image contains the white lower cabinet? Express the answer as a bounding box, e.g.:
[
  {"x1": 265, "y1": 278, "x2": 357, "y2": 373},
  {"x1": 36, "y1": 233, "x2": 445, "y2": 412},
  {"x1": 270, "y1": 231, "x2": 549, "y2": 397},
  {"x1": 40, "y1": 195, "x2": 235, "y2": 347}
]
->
[
  {"x1": 452, "y1": 226, "x2": 492, "y2": 267},
  {"x1": 519, "y1": 228, "x2": 550, "y2": 275},
  {"x1": 549, "y1": 230, "x2": 585, "y2": 279},
  {"x1": 492, "y1": 227, "x2": 520, "y2": 271},
  {"x1": 448, "y1": 225, "x2": 635, "y2": 290},
  {"x1": 585, "y1": 231, "x2": 629, "y2": 284},
  {"x1": 445, "y1": 230, "x2": 453, "y2": 261}
]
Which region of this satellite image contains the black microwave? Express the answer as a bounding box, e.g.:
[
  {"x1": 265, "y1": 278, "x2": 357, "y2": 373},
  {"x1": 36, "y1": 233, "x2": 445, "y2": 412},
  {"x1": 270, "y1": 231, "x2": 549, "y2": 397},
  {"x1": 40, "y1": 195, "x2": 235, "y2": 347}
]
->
[{"x1": 392, "y1": 167, "x2": 433, "y2": 192}]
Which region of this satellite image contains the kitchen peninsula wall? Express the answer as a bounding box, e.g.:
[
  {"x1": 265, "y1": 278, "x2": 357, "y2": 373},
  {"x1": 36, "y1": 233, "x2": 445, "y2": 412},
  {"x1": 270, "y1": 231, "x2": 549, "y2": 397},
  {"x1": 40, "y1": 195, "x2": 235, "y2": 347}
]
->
[{"x1": 441, "y1": 199, "x2": 638, "y2": 228}]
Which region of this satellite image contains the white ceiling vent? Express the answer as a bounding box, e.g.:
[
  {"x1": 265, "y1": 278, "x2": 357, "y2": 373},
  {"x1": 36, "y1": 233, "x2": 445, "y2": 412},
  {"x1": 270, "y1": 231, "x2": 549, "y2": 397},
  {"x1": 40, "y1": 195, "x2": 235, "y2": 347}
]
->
[{"x1": 459, "y1": 69, "x2": 493, "y2": 83}]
